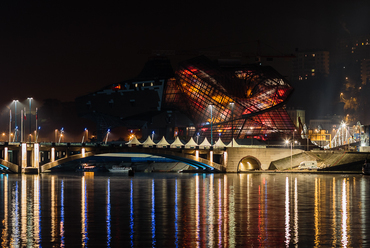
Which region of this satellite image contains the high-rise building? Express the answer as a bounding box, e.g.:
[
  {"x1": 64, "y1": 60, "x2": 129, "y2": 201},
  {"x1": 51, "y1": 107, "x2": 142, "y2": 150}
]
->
[
  {"x1": 361, "y1": 59, "x2": 370, "y2": 85},
  {"x1": 291, "y1": 51, "x2": 329, "y2": 82}
]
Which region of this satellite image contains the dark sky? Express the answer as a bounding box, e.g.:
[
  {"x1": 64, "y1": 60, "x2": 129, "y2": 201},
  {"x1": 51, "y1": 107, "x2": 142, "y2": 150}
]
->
[{"x1": 0, "y1": 0, "x2": 369, "y2": 106}]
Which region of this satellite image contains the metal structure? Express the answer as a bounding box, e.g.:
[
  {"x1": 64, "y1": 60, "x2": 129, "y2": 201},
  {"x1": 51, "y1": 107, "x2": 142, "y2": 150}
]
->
[
  {"x1": 166, "y1": 56, "x2": 296, "y2": 141},
  {"x1": 321, "y1": 122, "x2": 355, "y2": 149}
]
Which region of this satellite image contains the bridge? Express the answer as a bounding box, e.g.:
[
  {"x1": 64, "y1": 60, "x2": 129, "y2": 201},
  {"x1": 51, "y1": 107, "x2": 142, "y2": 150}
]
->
[{"x1": 0, "y1": 140, "x2": 304, "y2": 173}]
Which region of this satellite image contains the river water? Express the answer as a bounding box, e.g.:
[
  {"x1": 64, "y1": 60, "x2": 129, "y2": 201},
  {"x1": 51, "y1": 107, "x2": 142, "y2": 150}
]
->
[{"x1": 0, "y1": 172, "x2": 369, "y2": 247}]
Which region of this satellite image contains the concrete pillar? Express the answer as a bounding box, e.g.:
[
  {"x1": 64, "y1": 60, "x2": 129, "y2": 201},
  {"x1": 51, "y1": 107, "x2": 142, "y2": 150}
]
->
[
  {"x1": 33, "y1": 143, "x2": 39, "y2": 168},
  {"x1": 208, "y1": 151, "x2": 213, "y2": 163},
  {"x1": 81, "y1": 148, "x2": 85, "y2": 157},
  {"x1": 21, "y1": 143, "x2": 27, "y2": 168},
  {"x1": 4, "y1": 147, "x2": 8, "y2": 161},
  {"x1": 51, "y1": 147, "x2": 55, "y2": 162},
  {"x1": 223, "y1": 151, "x2": 228, "y2": 169},
  {"x1": 195, "y1": 150, "x2": 199, "y2": 160}
]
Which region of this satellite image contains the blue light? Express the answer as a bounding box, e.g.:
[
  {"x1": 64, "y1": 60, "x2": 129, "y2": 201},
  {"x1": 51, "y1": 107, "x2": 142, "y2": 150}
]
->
[
  {"x1": 61, "y1": 127, "x2": 64, "y2": 131},
  {"x1": 84, "y1": 128, "x2": 87, "y2": 131},
  {"x1": 107, "y1": 129, "x2": 110, "y2": 133},
  {"x1": 130, "y1": 180, "x2": 134, "y2": 247},
  {"x1": 151, "y1": 179, "x2": 156, "y2": 247},
  {"x1": 107, "y1": 179, "x2": 111, "y2": 247},
  {"x1": 174, "y1": 180, "x2": 178, "y2": 248},
  {"x1": 152, "y1": 131, "x2": 155, "y2": 134},
  {"x1": 61, "y1": 180, "x2": 65, "y2": 246},
  {"x1": 38, "y1": 126, "x2": 41, "y2": 130}
]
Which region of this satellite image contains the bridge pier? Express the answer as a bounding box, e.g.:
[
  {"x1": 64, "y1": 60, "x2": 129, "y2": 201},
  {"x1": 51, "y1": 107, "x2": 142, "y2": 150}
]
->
[{"x1": 20, "y1": 143, "x2": 40, "y2": 174}]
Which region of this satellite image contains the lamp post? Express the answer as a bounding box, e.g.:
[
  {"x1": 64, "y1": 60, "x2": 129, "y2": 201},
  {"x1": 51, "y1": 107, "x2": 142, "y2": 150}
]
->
[
  {"x1": 230, "y1": 102, "x2": 234, "y2": 147},
  {"x1": 152, "y1": 131, "x2": 155, "y2": 141},
  {"x1": 9, "y1": 109, "x2": 11, "y2": 143},
  {"x1": 82, "y1": 128, "x2": 88, "y2": 143},
  {"x1": 58, "y1": 128, "x2": 64, "y2": 144},
  {"x1": 105, "y1": 129, "x2": 110, "y2": 144},
  {"x1": 28, "y1": 97, "x2": 32, "y2": 142},
  {"x1": 36, "y1": 126, "x2": 40, "y2": 143},
  {"x1": 286, "y1": 140, "x2": 292, "y2": 170},
  {"x1": 13, "y1": 100, "x2": 18, "y2": 142},
  {"x1": 196, "y1": 132, "x2": 200, "y2": 144},
  {"x1": 210, "y1": 105, "x2": 213, "y2": 146},
  {"x1": 55, "y1": 129, "x2": 58, "y2": 143}
]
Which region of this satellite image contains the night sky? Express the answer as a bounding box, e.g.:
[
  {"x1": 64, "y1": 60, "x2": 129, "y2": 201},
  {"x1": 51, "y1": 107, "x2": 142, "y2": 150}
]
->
[{"x1": 0, "y1": 0, "x2": 369, "y2": 106}]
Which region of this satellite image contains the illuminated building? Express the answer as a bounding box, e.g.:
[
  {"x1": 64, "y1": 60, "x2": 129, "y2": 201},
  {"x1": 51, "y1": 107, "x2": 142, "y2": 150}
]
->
[{"x1": 76, "y1": 56, "x2": 296, "y2": 142}]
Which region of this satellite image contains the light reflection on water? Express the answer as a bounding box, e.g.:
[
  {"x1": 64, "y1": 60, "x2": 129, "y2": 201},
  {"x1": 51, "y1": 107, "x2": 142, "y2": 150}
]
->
[{"x1": 0, "y1": 173, "x2": 370, "y2": 246}]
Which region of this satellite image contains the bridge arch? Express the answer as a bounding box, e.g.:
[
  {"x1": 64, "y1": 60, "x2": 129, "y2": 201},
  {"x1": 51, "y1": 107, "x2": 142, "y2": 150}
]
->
[
  {"x1": 40, "y1": 149, "x2": 223, "y2": 172},
  {"x1": 237, "y1": 155, "x2": 261, "y2": 172}
]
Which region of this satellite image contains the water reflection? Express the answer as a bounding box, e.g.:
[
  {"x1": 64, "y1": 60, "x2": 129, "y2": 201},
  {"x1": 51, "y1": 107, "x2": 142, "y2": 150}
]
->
[
  {"x1": 285, "y1": 177, "x2": 291, "y2": 246},
  {"x1": 151, "y1": 179, "x2": 156, "y2": 247},
  {"x1": 130, "y1": 180, "x2": 134, "y2": 247},
  {"x1": 106, "y1": 178, "x2": 111, "y2": 247},
  {"x1": 1, "y1": 173, "x2": 370, "y2": 246}
]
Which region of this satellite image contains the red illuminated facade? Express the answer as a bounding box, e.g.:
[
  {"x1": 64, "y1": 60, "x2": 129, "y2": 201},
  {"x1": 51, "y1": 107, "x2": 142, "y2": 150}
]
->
[{"x1": 165, "y1": 56, "x2": 295, "y2": 141}]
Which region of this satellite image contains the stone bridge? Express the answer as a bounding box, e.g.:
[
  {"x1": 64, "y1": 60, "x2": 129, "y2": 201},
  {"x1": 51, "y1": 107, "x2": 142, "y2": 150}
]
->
[{"x1": 0, "y1": 142, "x2": 305, "y2": 173}]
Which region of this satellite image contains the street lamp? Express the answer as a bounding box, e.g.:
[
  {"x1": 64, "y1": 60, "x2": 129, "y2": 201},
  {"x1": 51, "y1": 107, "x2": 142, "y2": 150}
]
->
[
  {"x1": 28, "y1": 97, "x2": 33, "y2": 142},
  {"x1": 230, "y1": 102, "x2": 234, "y2": 147},
  {"x1": 152, "y1": 131, "x2": 155, "y2": 141},
  {"x1": 36, "y1": 126, "x2": 40, "y2": 143},
  {"x1": 58, "y1": 127, "x2": 64, "y2": 144},
  {"x1": 14, "y1": 126, "x2": 18, "y2": 142},
  {"x1": 196, "y1": 132, "x2": 200, "y2": 144},
  {"x1": 82, "y1": 128, "x2": 88, "y2": 143},
  {"x1": 209, "y1": 105, "x2": 213, "y2": 146},
  {"x1": 13, "y1": 100, "x2": 19, "y2": 142},
  {"x1": 9, "y1": 109, "x2": 11, "y2": 143},
  {"x1": 105, "y1": 129, "x2": 110, "y2": 144},
  {"x1": 55, "y1": 129, "x2": 58, "y2": 143},
  {"x1": 286, "y1": 139, "x2": 292, "y2": 170}
]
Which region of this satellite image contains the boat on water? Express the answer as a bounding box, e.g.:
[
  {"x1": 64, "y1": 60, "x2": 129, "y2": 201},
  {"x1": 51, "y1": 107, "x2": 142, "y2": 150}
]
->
[
  {"x1": 108, "y1": 165, "x2": 135, "y2": 176},
  {"x1": 76, "y1": 163, "x2": 108, "y2": 172},
  {"x1": 363, "y1": 161, "x2": 370, "y2": 175},
  {"x1": 108, "y1": 165, "x2": 132, "y2": 172}
]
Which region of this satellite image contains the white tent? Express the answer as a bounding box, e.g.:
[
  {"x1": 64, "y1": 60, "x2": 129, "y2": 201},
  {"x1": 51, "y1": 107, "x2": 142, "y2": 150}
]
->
[
  {"x1": 171, "y1": 136, "x2": 184, "y2": 148},
  {"x1": 226, "y1": 138, "x2": 240, "y2": 147},
  {"x1": 185, "y1": 137, "x2": 198, "y2": 148},
  {"x1": 199, "y1": 137, "x2": 211, "y2": 149},
  {"x1": 142, "y1": 136, "x2": 156, "y2": 147},
  {"x1": 214, "y1": 137, "x2": 226, "y2": 148},
  {"x1": 156, "y1": 136, "x2": 170, "y2": 148},
  {"x1": 126, "y1": 136, "x2": 142, "y2": 146}
]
